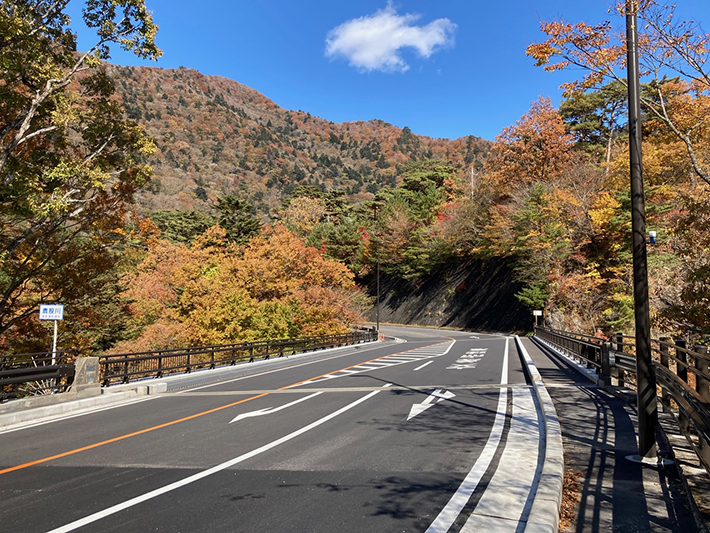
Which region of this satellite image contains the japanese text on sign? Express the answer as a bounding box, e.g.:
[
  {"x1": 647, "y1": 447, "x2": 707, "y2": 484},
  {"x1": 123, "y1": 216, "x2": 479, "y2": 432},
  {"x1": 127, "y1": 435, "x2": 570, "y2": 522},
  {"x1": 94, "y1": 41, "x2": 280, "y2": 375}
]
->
[{"x1": 39, "y1": 304, "x2": 64, "y2": 321}]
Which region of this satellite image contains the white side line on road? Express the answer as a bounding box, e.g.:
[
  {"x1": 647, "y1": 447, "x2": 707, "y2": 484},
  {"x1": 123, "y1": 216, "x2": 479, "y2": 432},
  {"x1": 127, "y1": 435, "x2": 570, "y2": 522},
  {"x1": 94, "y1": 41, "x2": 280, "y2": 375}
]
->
[
  {"x1": 414, "y1": 361, "x2": 433, "y2": 372},
  {"x1": 47, "y1": 387, "x2": 388, "y2": 533},
  {"x1": 425, "y1": 337, "x2": 510, "y2": 533}
]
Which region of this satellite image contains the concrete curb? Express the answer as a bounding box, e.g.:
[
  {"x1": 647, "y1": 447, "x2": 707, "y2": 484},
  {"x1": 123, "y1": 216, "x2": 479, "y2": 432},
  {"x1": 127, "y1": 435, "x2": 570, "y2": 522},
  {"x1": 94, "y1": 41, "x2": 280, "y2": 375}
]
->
[
  {"x1": 515, "y1": 335, "x2": 564, "y2": 533},
  {"x1": 0, "y1": 390, "x2": 145, "y2": 428}
]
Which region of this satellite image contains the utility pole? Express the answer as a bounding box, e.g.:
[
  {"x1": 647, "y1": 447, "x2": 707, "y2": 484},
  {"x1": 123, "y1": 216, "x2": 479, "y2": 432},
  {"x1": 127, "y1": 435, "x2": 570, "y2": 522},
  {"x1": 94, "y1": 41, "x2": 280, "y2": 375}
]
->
[
  {"x1": 626, "y1": 0, "x2": 658, "y2": 459},
  {"x1": 373, "y1": 204, "x2": 381, "y2": 333}
]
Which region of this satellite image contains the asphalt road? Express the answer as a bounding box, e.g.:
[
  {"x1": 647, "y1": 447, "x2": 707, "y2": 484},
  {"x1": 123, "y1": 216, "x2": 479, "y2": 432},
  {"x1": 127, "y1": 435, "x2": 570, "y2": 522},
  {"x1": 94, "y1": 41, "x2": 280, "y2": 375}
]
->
[{"x1": 0, "y1": 326, "x2": 541, "y2": 532}]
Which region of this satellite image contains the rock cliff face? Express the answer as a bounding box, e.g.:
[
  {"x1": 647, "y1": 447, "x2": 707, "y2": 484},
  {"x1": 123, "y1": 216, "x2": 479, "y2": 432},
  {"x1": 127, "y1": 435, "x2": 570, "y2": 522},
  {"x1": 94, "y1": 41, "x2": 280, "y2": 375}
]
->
[{"x1": 363, "y1": 258, "x2": 533, "y2": 333}]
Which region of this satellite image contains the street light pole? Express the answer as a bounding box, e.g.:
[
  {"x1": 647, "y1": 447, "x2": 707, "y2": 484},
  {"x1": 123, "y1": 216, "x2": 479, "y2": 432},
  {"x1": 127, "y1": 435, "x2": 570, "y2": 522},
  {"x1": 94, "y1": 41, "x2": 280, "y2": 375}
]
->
[
  {"x1": 373, "y1": 204, "x2": 380, "y2": 334},
  {"x1": 626, "y1": 0, "x2": 658, "y2": 459}
]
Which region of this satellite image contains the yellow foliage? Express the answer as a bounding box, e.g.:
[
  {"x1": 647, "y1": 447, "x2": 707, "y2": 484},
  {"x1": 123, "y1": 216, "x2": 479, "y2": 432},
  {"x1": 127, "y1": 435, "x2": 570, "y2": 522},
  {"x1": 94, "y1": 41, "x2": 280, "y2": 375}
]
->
[
  {"x1": 119, "y1": 225, "x2": 365, "y2": 349},
  {"x1": 588, "y1": 191, "x2": 621, "y2": 234}
]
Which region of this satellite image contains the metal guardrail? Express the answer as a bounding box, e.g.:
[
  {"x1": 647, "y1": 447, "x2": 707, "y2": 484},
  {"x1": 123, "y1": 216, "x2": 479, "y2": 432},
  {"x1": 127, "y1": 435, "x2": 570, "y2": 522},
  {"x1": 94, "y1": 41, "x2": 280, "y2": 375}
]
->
[
  {"x1": 98, "y1": 329, "x2": 378, "y2": 386},
  {"x1": 1, "y1": 330, "x2": 378, "y2": 399},
  {"x1": 0, "y1": 351, "x2": 76, "y2": 402},
  {"x1": 535, "y1": 327, "x2": 710, "y2": 472}
]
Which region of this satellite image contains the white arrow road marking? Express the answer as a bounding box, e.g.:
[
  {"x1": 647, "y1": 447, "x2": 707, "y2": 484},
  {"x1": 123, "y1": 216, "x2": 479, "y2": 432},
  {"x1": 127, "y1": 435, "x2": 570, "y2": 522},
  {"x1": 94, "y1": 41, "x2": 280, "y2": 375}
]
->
[
  {"x1": 229, "y1": 391, "x2": 323, "y2": 424},
  {"x1": 48, "y1": 388, "x2": 386, "y2": 533},
  {"x1": 407, "y1": 389, "x2": 456, "y2": 420}
]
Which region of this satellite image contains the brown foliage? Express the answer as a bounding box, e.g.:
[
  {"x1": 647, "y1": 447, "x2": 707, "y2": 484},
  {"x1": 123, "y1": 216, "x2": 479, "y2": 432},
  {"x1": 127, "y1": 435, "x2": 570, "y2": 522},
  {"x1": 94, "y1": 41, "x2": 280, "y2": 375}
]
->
[{"x1": 115, "y1": 225, "x2": 367, "y2": 351}]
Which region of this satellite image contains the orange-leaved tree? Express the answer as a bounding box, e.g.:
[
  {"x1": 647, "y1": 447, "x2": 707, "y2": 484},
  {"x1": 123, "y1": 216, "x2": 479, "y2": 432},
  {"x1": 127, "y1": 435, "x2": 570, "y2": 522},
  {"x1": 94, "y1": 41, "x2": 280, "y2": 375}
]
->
[
  {"x1": 526, "y1": 0, "x2": 710, "y2": 185},
  {"x1": 485, "y1": 97, "x2": 574, "y2": 193},
  {"x1": 114, "y1": 225, "x2": 367, "y2": 352}
]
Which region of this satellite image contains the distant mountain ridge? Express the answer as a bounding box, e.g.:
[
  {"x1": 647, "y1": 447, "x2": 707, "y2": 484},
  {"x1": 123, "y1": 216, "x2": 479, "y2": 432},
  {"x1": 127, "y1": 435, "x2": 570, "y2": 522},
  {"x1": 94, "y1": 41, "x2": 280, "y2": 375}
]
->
[{"x1": 108, "y1": 64, "x2": 490, "y2": 214}]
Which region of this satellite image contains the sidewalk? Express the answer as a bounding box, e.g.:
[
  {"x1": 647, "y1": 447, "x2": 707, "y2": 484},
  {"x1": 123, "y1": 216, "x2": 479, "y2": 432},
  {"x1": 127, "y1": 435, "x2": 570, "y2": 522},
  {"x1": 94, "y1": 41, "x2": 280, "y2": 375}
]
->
[{"x1": 520, "y1": 337, "x2": 700, "y2": 533}]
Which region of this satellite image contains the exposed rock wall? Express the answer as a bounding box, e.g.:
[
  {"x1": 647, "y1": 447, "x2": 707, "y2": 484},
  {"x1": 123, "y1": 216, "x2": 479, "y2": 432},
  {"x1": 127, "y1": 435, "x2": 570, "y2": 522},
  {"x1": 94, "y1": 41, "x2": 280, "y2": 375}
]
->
[{"x1": 362, "y1": 258, "x2": 533, "y2": 333}]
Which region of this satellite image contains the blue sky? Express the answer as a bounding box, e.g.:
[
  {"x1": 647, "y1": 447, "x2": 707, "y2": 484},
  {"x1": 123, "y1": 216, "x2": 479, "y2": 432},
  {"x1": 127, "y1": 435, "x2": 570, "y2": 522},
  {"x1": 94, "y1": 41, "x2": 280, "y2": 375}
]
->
[{"x1": 67, "y1": 1, "x2": 710, "y2": 141}]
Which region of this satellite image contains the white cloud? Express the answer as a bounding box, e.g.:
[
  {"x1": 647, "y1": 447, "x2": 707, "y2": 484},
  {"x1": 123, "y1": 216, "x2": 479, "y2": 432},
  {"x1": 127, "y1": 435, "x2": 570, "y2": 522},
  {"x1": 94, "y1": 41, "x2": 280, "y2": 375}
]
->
[{"x1": 325, "y1": 4, "x2": 457, "y2": 73}]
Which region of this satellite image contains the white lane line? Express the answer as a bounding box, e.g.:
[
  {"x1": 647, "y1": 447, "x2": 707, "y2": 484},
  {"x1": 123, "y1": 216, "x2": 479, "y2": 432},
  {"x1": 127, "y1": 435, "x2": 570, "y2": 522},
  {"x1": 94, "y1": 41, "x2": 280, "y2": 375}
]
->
[
  {"x1": 414, "y1": 361, "x2": 433, "y2": 372},
  {"x1": 425, "y1": 385, "x2": 509, "y2": 533},
  {"x1": 47, "y1": 388, "x2": 385, "y2": 533},
  {"x1": 425, "y1": 338, "x2": 509, "y2": 532},
  {"x1": 442, "y1": 340, "x2": 457, "y2": 355},
  {"x1": 459, "y1": 387, "x2": 539, "y2": 531},
  {"x1": 175, "y1": 341, "x2": 388, "y2": 393},
  {"x1": 292, "y1": 340, "x2": 457, "y2": 385}
]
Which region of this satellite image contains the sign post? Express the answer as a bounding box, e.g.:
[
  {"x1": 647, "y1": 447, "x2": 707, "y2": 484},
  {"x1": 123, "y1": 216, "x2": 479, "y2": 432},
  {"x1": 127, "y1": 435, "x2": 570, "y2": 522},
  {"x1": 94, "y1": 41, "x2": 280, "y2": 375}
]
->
[
  {"x1": 39, "y1": 304, "x2": 65, "y2": 364},
  {"x1": 533, "y1": 310, "x2": 543, "y2": 327}
]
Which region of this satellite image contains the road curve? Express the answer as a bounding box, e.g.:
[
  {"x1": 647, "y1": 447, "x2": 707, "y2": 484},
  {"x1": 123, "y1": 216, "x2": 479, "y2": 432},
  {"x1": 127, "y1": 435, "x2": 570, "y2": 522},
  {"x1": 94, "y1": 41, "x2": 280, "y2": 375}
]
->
[{"x1": 0, "y1": 326, "x2": 559, "y2": 532}]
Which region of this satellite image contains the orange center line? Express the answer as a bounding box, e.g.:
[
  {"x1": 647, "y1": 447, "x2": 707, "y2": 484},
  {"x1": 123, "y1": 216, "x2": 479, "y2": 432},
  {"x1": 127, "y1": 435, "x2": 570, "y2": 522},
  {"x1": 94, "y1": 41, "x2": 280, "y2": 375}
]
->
[
  {"x1": 0, "y1": 393, "x2": 269, "y2": 475},
  {"x1": 0, "y1": 339, "x2": 452, "y2": 475}
]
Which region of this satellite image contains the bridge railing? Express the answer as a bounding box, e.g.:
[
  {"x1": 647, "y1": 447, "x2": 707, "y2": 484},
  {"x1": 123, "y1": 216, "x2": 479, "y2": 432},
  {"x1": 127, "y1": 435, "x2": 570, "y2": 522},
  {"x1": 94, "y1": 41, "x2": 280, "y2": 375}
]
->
[
  {"x1": 535, "y1": 327, "x2": 710, "y2": 472},
  {"x1": 98, "y1": 329, "x2": 378, "y2": 386},
  {"x1": 1, "y1": 329, "x2": 378, "y2": 400},
  {"x1": 0, "y1": 351, "x2": 76, "y2": 402}
]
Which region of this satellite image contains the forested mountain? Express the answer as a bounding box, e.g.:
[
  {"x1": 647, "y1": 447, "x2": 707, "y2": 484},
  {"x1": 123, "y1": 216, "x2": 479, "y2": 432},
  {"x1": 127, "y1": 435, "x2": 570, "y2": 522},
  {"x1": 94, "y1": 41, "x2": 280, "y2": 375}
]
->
[
  {"x1": 6, "y1": 0, "x2": 710, "y2": 357},
  {"x1": 108, "y1": 64, "x2": 489, "y2": 214}
]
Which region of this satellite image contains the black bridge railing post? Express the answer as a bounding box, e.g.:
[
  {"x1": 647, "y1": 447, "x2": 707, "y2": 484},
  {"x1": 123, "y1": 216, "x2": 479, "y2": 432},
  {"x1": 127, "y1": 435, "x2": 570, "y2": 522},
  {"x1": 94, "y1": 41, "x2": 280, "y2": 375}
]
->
[
  {"x1": 601, "y1": 342, "x2": 612, "y2": 389},
  {"x1": 694, "y1": 345, "x2": 710, "y2": 468},
  {"x1": 615, "y1": 333, "x2": 625, "y2": 387},
  {"x1": 659, "y1": 337, "x2": 671, "y2": 408},
  {"x1": 695, "y1": 345, "x2": 709, "y2": 402},
  {"x1": 676, "y1": 339, "x2": 688, "y2": 384},
  {"x1": 675, "y1": 339, "x2": 690, "y2": 434}
]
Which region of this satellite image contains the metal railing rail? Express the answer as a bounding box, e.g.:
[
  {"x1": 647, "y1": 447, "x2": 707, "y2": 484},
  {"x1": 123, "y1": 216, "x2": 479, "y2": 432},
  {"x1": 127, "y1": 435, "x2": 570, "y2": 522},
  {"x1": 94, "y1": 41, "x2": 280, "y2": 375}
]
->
[
  {"x1": 0, "y1": 351, "x2": 76, "y2": 402},
  {"x1": 535, "y1": 327, "x2": 710, "y2": 472},
  {"x1": 99, "y1": 329, "x2": 378, "y2": 386}
]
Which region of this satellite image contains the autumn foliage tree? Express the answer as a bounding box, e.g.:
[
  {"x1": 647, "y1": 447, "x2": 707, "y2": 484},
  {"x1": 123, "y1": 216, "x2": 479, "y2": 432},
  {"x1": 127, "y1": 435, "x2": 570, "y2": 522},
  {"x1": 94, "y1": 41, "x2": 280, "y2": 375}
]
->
[
  {"x1": 526, "y1": 0, "x2": 710, "y2": 185},
  {"x1": 114, "y1": 226, "x2": 368, "y2": 351},
  {"x1": 486, "y1": 97, "x2": 574, "y2": 192},
  {"x1": 0, "y1": 1, "x2": 160, "y2": 349}
]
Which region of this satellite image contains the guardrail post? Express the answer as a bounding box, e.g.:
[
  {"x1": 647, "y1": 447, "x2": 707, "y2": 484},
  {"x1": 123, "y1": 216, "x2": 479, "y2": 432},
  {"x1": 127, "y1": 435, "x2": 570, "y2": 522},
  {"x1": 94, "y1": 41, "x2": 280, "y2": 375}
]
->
[
  {"x1": 675, "y1": 339, "x2": 690, "y2": 434},
  {"x1": 249, "y1": 343, "x2": 254, "y2": 362},
  {"x1": 659, "y1": 337, "x2": 671, "y2": 408},
  {"x1": 695, "y1": 345, "x2": 709, "y2": 402},
  {"x1": 123, "y1": 357, "x2": 130, "y2": 384},
  {"x1": 693, "y1": 345, "x2": 710, "y2": 468},
  {"x1": 601, "y1": 342, "x2": 612, "y2": 389},
  {"x1": 676, "y1": 339, "x2": 688, "y2": 384},
  {"x1": 157, "y1": 352, "x2": 163, "y2": 378}
]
